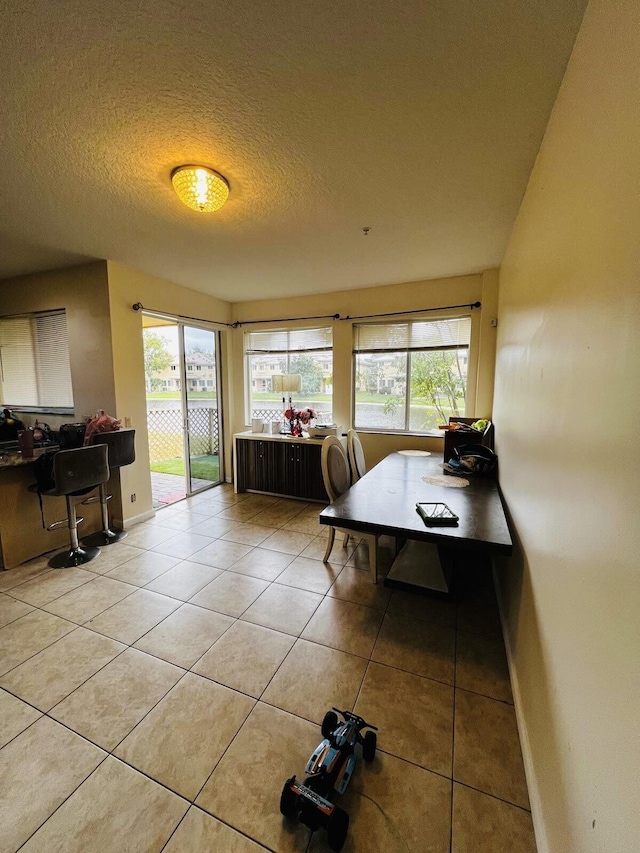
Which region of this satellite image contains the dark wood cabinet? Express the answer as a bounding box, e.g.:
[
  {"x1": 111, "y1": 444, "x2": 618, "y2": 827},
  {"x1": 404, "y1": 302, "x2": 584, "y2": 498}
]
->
[{"x1": 234, "y1": 434, "x2": 328, "y2": 502}]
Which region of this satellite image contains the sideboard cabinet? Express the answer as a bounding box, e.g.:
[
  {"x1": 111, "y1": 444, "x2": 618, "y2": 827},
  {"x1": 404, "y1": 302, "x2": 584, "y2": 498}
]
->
[{"x1": 233, "y1": 432, "x2": 328, "y2": 502}]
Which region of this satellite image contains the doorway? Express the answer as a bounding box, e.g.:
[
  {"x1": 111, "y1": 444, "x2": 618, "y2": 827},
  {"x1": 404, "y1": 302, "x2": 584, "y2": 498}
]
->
[{"x1": 142, "y1": 315, "x2": 224, "y2": 507}]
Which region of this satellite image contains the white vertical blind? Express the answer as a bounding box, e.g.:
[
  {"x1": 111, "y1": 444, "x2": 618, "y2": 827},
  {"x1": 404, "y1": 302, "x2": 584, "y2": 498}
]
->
[{"x1": 0, "y1": 311, "x2": 73, "y2": 408}]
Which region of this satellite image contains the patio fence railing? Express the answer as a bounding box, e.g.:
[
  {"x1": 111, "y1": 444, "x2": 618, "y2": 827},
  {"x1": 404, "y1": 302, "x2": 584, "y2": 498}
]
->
[{"x1": 147, "y1": 406, "x2": 219, "y2": 463}]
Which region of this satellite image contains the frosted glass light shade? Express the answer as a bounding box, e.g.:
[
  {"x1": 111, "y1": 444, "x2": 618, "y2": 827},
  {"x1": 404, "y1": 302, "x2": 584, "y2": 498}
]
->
[{"x1": 171, "y1": 166, "x2": 229, "y2": 212}]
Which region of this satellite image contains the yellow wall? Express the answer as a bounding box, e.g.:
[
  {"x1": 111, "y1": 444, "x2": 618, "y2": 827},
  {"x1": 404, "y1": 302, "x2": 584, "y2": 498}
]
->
[
  {"x1": 230, "y1": 271, "x2": 498, "y2": 467},
  {"x1": 493, "y1": 1, "x2": 640, "y2": 851},
  {"x1": 0, "y1": 260, "x2": 234, "y2": 528},
  {"x1": 0, "y1": 261, "x2": 115, "y2": 421},
  {"x1": 2, "y1": 261, "x2": 499, "y2": 526},
  {"x1": 0, "y1": 261, "x2": 126, "y2": 527},
  {"x1": 106, "y1": 262, "x2": 232, "y2": 523}
]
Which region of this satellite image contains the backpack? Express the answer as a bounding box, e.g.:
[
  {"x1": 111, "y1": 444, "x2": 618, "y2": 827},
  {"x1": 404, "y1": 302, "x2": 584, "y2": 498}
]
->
[
  {"x1": 33, "y1": 451, "x2": 57, "y2": 527},
  {"x1": 446, "y1": 444, "x2": 498, "y2": 476}
]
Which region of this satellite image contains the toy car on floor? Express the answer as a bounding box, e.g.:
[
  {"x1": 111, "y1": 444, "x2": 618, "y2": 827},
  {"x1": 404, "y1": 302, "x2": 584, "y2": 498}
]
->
[{"x1": 280, "y1": 707, "x2": 378, "y2": 852}]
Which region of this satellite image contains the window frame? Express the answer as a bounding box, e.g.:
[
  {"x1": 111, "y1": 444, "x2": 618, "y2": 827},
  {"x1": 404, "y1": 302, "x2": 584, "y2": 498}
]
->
[
  {"x1": 0, "y1": 309, "x2": 74, "y2": 415},
  {"x1": 351, "y1": 314, "x2": 472, "y2": 436},
  {"x1": 243, "y1": 326, "x2": 334, "y2": 426}
]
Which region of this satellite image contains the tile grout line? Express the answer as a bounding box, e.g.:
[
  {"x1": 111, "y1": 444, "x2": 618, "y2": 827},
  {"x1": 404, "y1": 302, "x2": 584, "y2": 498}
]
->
[
  {"x1": 3, "y1": 487, "x2": 529, "y2": 850},
  {"x1": 14, "y1": 745, "x2": 112, "y2": 852},
  {"x1": 448, "y1": 601, "x2": 460, "y2": 853}
]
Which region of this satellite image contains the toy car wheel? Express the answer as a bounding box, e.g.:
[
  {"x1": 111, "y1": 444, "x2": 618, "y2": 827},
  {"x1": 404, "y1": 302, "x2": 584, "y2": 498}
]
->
[
  {"x1": 363, "y1": 730, "x2": 377, "y2": 762},
  {"x1": 327, "y1": 805, "x2": 349, "y2": 852},
  {"x1": 321, "y1": 711, "x2": 338, "y2": 739},
  {"x1": 280, "y1": 777, "x2": 298, "y2": 820}
]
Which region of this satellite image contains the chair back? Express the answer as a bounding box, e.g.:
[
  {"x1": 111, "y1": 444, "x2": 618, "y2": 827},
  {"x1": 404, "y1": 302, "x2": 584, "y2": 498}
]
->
[
  {"x1": 347, "y1": 429, "x2": 366, "y2": 483},
  {"x1": 91, "y1": 428, "x2": 136, "y2": 469},
  {"x1": 53, "y1": 444, "x2": 110, "y2": 495},
  {"x1": 321, "y1": 436, "x2": 351, "y2": 503}
]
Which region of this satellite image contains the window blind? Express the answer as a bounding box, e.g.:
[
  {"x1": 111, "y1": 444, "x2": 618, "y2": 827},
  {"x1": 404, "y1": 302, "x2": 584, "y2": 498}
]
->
[
  {"x1": 245, "y1": 327, "x2": 332, "y2": 354},
  {"x1": 0, "y1": 311, "x2": 73, "y2": 408},
  {"x1": 353, "y1": 317, "x2": 471, "y2": 353}
]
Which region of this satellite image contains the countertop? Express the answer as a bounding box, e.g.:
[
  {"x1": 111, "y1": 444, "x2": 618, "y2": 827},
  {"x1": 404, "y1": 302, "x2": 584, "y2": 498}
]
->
[
  {"x1": 234, "y1": 431, "x2": 327, "y2": 445},
  {"x1": 0, "y1": 445, "x2": 59, "y2": 470}
]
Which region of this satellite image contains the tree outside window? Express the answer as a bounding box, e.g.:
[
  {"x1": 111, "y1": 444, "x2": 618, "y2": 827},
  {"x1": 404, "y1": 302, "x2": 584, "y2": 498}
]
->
[
  {"x1": 353, "y1": 317, "x2": 470, "y2": 433},
  {"x1": 143, "y1": 332, "x2": 173, "y2": 391}
]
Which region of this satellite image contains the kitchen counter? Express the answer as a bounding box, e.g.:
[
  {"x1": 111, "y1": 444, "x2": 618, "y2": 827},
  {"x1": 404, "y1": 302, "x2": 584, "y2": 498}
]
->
[
  {"x1": 0, "y1": 445, "x2": 59, "y2": 469},
  {"x1": 0, "y1": 446, "x2": 104, "y2": 570}
]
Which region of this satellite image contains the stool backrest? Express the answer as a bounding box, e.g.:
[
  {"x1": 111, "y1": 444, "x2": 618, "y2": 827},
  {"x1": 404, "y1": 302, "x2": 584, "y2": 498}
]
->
[
  {"x1": 90, "y1": 429, "x2": 136, "y2": 469},
  {"x1": 321, "y1": 436, "x2": 351, "y2": 503},
  {"x1": 53, "y1": 444, "x2": 110, "y2": 495}
]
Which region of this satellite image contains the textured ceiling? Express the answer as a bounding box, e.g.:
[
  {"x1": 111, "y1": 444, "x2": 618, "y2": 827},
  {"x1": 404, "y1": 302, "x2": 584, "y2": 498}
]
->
[{"x1": 0, "y1": 0, "x2": 586, "y2": 301}]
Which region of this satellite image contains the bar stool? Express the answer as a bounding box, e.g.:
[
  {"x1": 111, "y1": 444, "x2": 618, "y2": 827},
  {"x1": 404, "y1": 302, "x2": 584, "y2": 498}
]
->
[
  {"x1": 32, "y1": 444, "x2": 110, "y2": 569},
  {"x1": 83, "y1": 429, "x2": 136, "y2": 546}
]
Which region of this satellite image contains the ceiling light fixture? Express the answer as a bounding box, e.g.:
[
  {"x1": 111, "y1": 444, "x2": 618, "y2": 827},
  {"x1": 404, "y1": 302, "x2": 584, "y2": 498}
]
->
[{"x1": 171, "y1": 165, "x2": 229, "y2": 212}]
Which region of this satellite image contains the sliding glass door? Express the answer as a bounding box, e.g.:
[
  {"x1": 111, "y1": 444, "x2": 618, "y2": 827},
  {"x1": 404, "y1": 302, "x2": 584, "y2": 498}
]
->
[
  {"x1": 143, "y1": 315, "x2": 224, "y2": 507},
  {"x1": 183, "y1": 325, "x2": 223, "y2": 494}
]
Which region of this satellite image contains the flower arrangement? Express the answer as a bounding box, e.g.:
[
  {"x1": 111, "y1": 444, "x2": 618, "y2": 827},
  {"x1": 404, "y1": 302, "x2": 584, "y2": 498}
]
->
[{"x1": 284, "y1": 407, "x2": 317, "y2": 436}]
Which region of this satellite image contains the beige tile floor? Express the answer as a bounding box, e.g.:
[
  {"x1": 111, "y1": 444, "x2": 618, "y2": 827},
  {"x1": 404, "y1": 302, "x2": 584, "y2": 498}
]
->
[{"x1": 0, "y1": 484, "x2": 537, "y2": 853}]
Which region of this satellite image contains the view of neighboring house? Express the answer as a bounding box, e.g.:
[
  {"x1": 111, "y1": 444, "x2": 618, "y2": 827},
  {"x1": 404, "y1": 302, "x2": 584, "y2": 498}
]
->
[
  {"x1": 354, "y1": 350, "x2": 469, "y2": 395},
  {"x1": 152, "y1": 352, "x2": 217, "y2": 393},
  {"x1": 248, "y1": 355, "x2": 333, "y2": 394}
]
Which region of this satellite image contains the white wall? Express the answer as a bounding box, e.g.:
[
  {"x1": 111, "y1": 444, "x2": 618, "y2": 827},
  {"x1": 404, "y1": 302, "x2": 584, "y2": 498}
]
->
[{"x1": 493, "y1": 1, "x2": 640, "y2": 851}]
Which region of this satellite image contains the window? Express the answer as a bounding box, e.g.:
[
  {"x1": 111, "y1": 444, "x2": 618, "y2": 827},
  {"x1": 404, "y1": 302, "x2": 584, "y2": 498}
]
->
[
  {"x1": 353, "y1": 317, "x2": 471, "y2": 433},
  {"x1": 245, "y1": 327, "x2": 333, "y2": 424},
  {"x1": 0, "y1": 310, "x2": 73, "y2": 411}
]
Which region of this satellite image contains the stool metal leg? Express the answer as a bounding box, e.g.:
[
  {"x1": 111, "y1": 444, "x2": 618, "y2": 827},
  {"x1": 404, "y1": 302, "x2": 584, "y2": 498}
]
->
[
  {"x1": 83, "y1": 483, "x2": 128, "y2": 546},
  {"x1": 49, "y1": 495, "x2": 101, "y2": 569}
]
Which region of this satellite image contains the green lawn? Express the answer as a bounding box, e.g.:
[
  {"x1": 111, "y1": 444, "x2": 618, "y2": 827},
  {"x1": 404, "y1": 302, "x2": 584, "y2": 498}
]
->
[{"x1": 151, "y1": 455, "x2": 220, "y2": 481}]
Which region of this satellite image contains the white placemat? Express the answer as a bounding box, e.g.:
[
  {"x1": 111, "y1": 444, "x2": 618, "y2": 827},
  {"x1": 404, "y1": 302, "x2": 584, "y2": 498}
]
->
[
  {"x1": 422, "y1": 473, "x2": 470, "y2": 488},
  {"x1": 398, "y1": 450, "x2": 431, "y2": 456}
]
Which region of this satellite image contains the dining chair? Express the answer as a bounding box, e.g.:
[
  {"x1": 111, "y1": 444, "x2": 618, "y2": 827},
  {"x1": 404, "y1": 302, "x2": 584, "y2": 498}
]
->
[
  {"x1": 321, "y1": 436, "x2": 378, "y2": 583},
  {"x1": 347, "y1": 429, "x2": 366, "y2": 483}
]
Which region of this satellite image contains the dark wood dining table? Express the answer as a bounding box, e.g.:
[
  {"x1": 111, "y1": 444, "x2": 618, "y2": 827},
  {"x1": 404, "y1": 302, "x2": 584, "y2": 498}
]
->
[{"x1": 319, "y1": 451, "x2": 512, "y2": 594}]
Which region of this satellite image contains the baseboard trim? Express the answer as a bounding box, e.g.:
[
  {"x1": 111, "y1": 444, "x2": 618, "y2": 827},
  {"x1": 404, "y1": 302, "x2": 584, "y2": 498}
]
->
[
  {"x1": 120, "y1": 508, "x2": 156, "y2": 529},
  {"x1": 492, "y1": 558, "x2": 549, "y2": 853}
]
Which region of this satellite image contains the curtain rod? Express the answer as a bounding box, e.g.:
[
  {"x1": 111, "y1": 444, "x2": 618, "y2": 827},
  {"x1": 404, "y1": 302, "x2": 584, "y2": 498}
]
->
[
  {"x1": 131, "y1": 303, "x2": 235, "y2": 328},
  {"x1": 132, "y1": 301, "x2": 481, "y2": 328},
  {"x1": 230, "y1": 301, "x2": 481, "y2": 327},
  {"x1": 231, "y1": 313, "x2": 340, "y2": 328},
  {"x1": 340, "y1": 301, "x2": 481, "y2": 321}
]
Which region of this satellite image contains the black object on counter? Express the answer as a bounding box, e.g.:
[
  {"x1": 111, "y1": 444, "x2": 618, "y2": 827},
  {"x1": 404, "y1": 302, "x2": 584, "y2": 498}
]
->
[
  {"x1": 0, "y1": 409, "x2": 25, "y2": 441},
  {"x1": 58, "y1": 423, "x2": 87, "y2": 449}
]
